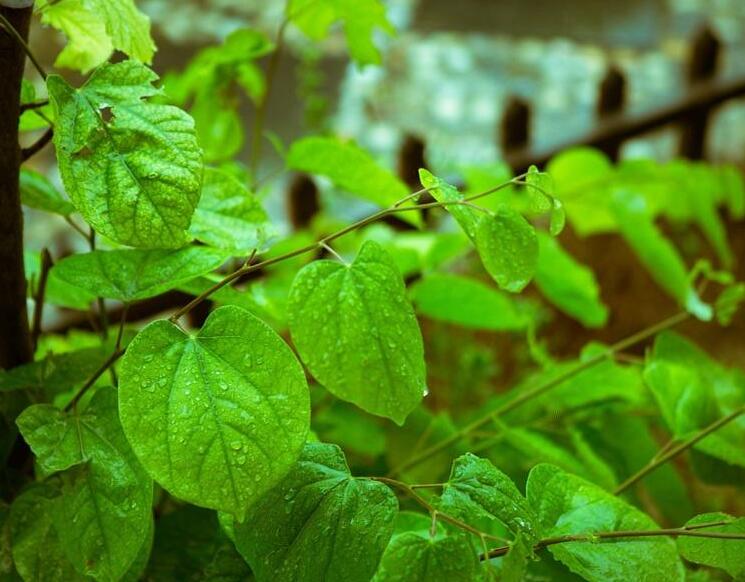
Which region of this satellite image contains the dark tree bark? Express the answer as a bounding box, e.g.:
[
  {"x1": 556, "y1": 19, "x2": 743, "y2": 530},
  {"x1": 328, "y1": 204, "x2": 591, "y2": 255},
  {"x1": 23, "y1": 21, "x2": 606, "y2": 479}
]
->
[{"x1": 0, "y1": 4, "x2": 33, "y2": 369}]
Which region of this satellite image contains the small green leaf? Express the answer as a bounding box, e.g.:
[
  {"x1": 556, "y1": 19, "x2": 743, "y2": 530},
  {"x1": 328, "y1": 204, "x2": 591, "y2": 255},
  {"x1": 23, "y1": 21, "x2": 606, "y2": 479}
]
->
[
  {"x1": 19, "y1": 170, "x2": 74, "y2": 216},
  {"x1": 527, "y1": 464, "x2": 684, "y2": 582},
  {"x1": 549, "y1": 198, "x2": 566, "y2": 236},
  {"x1": 419, "y1": 168, "x2": 480, "y2": 239},
  {"x1": 288, "y1": 0, "x2": 395, "y2": 66},
  {"x1": 525, "y1": 165, "x2": 553, "y2": 214},
  {"x1": 37, "y1": 0, "x2": 155, "y2": 73},
  {"x1": 51, "y1": 247, "x2": 228, "y2": 303},
  {"x1": 611, "y1": 190, "x2": 710, "y2": 320},
  {"x1": 234, "y1": 442, "x2": 398, "y2": 582},
  {"x1": 475, "y1": 208, "x2": 538, "y2": 293},
  {"x1": 373, "y1": 529, "x2": 479, "y2": 582},
  {"x1": 118, "y1": 305, "x2": 310, "y2": 516},
  {"x1": 189, "y1": 168, "x2": 272, "y2": 253},
  {"x1": 48, "y1": 60, "x2": 202, "y2": 248},
  {"x1": 287, "y1": 136, "x2": 420, "y2": 226},
  {"x1": 534, "y1": 232, "x2": 608, "y2": 328},
  {"x1": 288, "y1": 240, "x2": 426, "y2": 424},
  {"x1": 440, "y1": 453, "x2": 539, "y2": 542},
  {"x1": 715, "y1": 282, "x2": 745, "y2": 326},
  {"x1": 677, "y1": 513, "x2": 745, "y2": 579},
  {"x1": 9, "y1": 484, "x2": 86, "y2": 582},
  {"x1": 17, "y1": 388, "x2": 153, "y2": 581},
  {"x1": 410, "y1": 273, "x2": 530, "y2": 331}
]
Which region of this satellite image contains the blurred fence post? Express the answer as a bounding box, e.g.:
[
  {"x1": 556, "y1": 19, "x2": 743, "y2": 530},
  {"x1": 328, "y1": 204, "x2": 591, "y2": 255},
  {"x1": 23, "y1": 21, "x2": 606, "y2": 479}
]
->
[
  {"x1": 680, "y1": 26, "x2": 720, "y2": 159},
  {"x1": 500, "y1": 96, "x2": 531, "y2": 172},
  {"x1": 596, "y1": 66, "x2": 627, "y2": 160},
  {"x1": 287, "y1": 173, "x2": 320, "y2": 231},
  {"x1": 397, "y1": 134, "x2": 427, "y2": 188}
]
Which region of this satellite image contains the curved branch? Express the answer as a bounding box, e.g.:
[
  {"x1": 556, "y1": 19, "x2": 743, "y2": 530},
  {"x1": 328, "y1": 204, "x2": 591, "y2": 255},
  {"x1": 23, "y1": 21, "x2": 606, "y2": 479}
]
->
[{"x1": 21, "y1": 127, "x2": 53, "y2": 160}]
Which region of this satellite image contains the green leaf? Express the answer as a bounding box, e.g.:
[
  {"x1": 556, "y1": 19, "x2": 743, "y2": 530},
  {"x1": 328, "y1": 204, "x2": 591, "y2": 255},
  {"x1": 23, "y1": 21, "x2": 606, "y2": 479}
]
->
[
  {"x1": 17, "y1": 388, "x2": 153, "y2": 581},
  {"x1": 420, "y1": 170, "x2": 537, "y2": 292},
  {"x1": 9, "y1": 484, "x2": 86, "y2": 582},
  {"x1": 19, "y1": 170, "x2": 74, "y2": 216},
  {"x1": 234, "y1": 442, "x2": 398, "y2": 582},
  {"x1": 526, "y1": 464, "x2": 684, "y2": 582},
  {"x1": 189, "y1": 167, "x2": 271, "y2": 253},
  {"x1": 409, "y1": 273, "x2": 530, "y2": 331},
  {"x1": 37, "y1": 0, "x2": 155, "y2": 73},
  {"x1": 525, "y1": 165, "x2": 553, "y2": 214},
  {"x1": 475, "y1": 208, "x2": 538, "y2": 293},
  {"x1": 288, "y1": 0, "x2": 395, "y2": 66},
  {"x1": 51, "y1": 247, "x2": 227, "y2": 303},
  {"x1": 287, "y1": 136, "x2": 420, "y2": 226},
  {"x1": 48, "y1": 60, "x2": 202, "y2": 248},
  {"x1": 287, "y1": 240, "x2": 426, "y2": 424},
  {"x1": 25, "y1": 252, "x2": 97, "y2": 311},
  {"x1": 373, "y1": 528, "x2": 479, "y2": 582},
  {"x1": 440, "y1": 453, "x2": 539, "y2": 542},
  {"x1": 715, "y1": 282, "x2": 745, "y2": 326},
  {"x1": 118, "y1": 305, "x2": 310, "y2": 516},
  {"x1": 534, "y1": 232, "x2": 608, "y2": 327},
  {"x1": 677, "y1": 513, "x2": 745, "y2": 579},
  {"x1": 611, "y1": 190, "x2": 710, "y2": 320},
  {"x1": 313, "y1": 400, "x2": 387, "y2": 458}
]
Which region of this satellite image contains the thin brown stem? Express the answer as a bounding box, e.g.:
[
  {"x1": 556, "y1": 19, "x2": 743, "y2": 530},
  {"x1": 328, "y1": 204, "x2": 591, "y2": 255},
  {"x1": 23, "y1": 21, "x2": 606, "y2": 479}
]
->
[
  {"x1": 21, "y1": 127, "x2": 53, "y2": 160},
  {"x1": 389, "y1": 311, "x2": 690, "y2": 477},
  {"x1": 19, "y1": 99, "x2": 48, "y2": 113},
  {"x1": 30, "y1": 248, "x2": 53, "y2": 352},
  {"x1": 614, "y1": 405, "x2": 745, "y2": 495}
]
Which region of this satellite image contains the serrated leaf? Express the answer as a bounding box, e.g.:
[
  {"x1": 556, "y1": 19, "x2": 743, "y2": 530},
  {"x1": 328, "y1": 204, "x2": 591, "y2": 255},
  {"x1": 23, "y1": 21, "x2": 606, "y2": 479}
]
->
[
  {"x1": 373, "y1": 529, "x2": 479, "y2": 582},
  {"x1": 9, "y1": 484, "x2": 86, "y2": 582},
  {"x1": 287, "y1": 240, "x2": 426, "y2": 424},
  {"x1": 17, "y1": 388, "x2": 153, "y2": 581},
  {"x1": 118, "y1": 305, "x2": 310, "y2": 516},
  {"x1": 410, "y1": 273, "x2": 530, "y2": 331},
  {"x1": 48, "y1": 60, "x2": 202, "y2": 248},
  {"x1": 440, "y1": 453, "x2": 539, "y2": 542},
  {"x1": 51, "y1": 247, "x2": 227, "y2": 303},
  {"x1": 534, "y1": 232, "x2": 608, "y2": 328},
  {"x1": 189, "y1": 168, "x2": 271, "y2": 252},
  {"x1": 234, "y1": 442, "x2": 398, "y2": 582},
  {"x1": 37, "y1": 0, "x2": 155, "y2": 73},
  {"x1": 19, "y1": 170, "x2": 74, "y2": 216},
  {"x1": 288, "y1": 0, "x2": 395, "y2": 66},
  {"x1": 611, "y1": 190, "x2": 711, "y2": 320},
  {"x1": 526, "y1": 464, "x2": 684, "y2": 582},
  {"x1": 287, "y1": 136, "x2": 420, "y2": 227},
  {"x1": 420, "y1": 170, "x2": 537, "y2": 292},
  {"x1": 475, "y1": 208, "x2": 538, "y2": 293},
  {"x1": 677, "y1": 513, "x2": 745, "y2": 579}
]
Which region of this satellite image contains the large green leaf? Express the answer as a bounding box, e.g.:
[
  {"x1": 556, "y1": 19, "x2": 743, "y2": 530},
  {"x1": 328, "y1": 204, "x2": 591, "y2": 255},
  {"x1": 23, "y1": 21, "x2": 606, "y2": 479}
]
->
[
  {"x1": 677, "y1": 513, "x2": 745, "y2": 579},
  {"x1": 288, "y1": 0, "x2": 395, "y2": 65},
  {"x1": 16, "y1": 388, "x2": 153, "y2": 581},
  {"x1": 440, "y1": 453, "x2": 539, "y2": 542},
  {"x1": 234, "y1": 442, "x2": 398, "y2": 582},
  {"x1": 410, "y1": 273, "x2": 530, "y2": 331},
  {"x1": 37, "y1": 0, "x2": 155, "y2": 73},
  {"x1": 189, "y1": 168, "x2": 271, "y2": 253},
  {"x1": 420, "y1": 169, "x2": 537, "y2": 292},
  {"x1": 534, "y1": 232, "x2": 608, "y2": 327},
  {"x1": 373, "y1": 528, "x2": 479, "y2": 582},
  {"x1": 51, "y1": 247, "x2": 227, "y2": 303},
  {"x1": 118, "y1": 305, "x2": 310, "y2": 516},
  {"x1": 48, "y1": 60, "x2": 202, "y2": 248},
  {"x1": 19, "y1": 170, "x2": 74, "y2": 216},
  {"x1": 287, "y1": 136, "x2": 420, "y2": 226},
  {"x1": 526, "y1": 464, "x2": 684, "y2": 582},
  {"x1": 287, "y1": 240, "x2": 426, "y2": 424},
  {"x1": 9, "y1": 484, "x2": 86, "y2": 582}
]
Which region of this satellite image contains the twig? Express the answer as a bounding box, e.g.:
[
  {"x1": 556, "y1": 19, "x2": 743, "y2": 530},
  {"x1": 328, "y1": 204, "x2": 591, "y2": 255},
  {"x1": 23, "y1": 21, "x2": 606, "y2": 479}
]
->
[
  {"x1": 614, "y1": 405, "x2": 745, "y2": 495},
  {"x1": 21, "y1": 127, "x2": 53, "y2": 161},
  {"x1": 30, "y1": 248, "x2": 52, "y2": 352},
  {"x1": 389, "y1": 311, "x2": 690, "y2": 477},
  {"x1": 483, "y1": 520, "x2": 745, "y2": 560},
  {"x1": 0, "y1": 11, "x2": 46, "y2": 79},
  {"x1": 19, "y1": 99, "x2": 48, "y2": 113}
]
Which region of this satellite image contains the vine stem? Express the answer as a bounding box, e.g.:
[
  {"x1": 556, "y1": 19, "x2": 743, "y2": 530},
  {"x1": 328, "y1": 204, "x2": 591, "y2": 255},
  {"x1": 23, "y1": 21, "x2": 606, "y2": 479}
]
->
[
  {"x1": 614, "y1": 405, "x2": 745, "y2": 494},
  {"x1": 483, "y1": 520, "x2": 745, "y2": 560},
  {"x1": 168, "y1": 180, "x2": 516, "y2": 323},
  {"x1": 30, "y1": 248, "x2": 53, "y2": 352},
  {"x1": 389, "y1": 311, "x2": 691, "y2": 477}
]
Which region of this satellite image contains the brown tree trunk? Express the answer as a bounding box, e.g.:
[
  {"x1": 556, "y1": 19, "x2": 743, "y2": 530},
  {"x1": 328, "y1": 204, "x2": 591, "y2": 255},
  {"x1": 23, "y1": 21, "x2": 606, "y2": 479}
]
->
[{"x1": 0, "y1": 4, "x2": 33, "y2": 369}]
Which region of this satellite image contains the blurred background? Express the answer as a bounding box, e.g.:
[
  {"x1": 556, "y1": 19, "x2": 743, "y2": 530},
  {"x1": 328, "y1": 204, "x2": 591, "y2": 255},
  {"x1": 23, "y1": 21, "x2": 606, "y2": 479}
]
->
[{"x1": 19, "y1": 0, "x2": 745, "y2": 384}]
